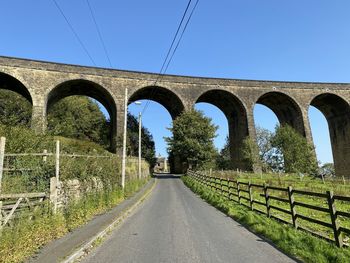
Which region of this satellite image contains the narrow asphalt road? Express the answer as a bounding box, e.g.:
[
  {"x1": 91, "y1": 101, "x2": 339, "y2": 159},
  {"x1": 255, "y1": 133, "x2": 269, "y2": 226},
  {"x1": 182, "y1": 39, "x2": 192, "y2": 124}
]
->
[{"x1": 82, "y1": 174, "x2": 295, "y2": 263}]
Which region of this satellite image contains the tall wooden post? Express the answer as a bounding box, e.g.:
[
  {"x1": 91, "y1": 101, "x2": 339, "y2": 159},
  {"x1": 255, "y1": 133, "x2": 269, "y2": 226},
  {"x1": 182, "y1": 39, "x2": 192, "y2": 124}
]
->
[
  {"x1": 0, "y1": 137, "x2": 6, "y2": 195},
  {"x1": 248, "y1": 181, "x2": 253, "y2": 211},
  {"x1": 327, "y1": 190, "x2": 343, "y2": 247},
  {"x1": 288, "y1": 186, "x2": 298, "y2": 229},
  {"x1": 121, "y1": 88, "x2": 128, "y2": 189},
  {"x1": 263, "y1": 183, "x2": 271, "y2": 217},
  {"x1": 53, "y1": 140, "x2": 60, "y2": 213}
]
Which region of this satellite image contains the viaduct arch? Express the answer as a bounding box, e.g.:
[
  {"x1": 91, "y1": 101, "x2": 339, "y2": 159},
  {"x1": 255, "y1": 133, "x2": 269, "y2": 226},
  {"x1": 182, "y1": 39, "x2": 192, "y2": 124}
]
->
[{"x1": 0, "y1": 56, "x2": 349, "y2": 176}]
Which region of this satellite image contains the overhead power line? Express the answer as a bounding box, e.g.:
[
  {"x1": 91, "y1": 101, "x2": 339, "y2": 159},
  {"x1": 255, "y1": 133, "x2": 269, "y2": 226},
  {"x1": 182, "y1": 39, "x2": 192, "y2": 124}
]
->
[
  {"x1": 52, "y1": 0, "x2": 96, "y2": 66},
  {"x1": 86, "y1": 0, "x2": 113, "y2": 68},
  {"x1": 163, "y1": 0, "x2": 200, "y2": 75},
  {"x1": 141, "y1": 0, "x2": 200, "y2": 115}
]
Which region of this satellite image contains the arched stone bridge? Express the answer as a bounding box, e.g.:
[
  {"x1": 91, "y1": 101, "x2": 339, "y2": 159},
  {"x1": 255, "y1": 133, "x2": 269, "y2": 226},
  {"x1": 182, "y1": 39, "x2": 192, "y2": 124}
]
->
[{"x1": 0, "y1": 56, "x2": 349, "y2": 176}]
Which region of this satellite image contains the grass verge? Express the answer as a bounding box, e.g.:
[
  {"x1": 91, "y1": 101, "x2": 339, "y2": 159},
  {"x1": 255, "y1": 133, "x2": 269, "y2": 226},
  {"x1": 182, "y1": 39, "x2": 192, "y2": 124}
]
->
[
  {"x1": 0, "y1": 178, "x2": 148, "y2": 263},
  {"x1": 182, "y1": 175, "x2": 350, "y2": 263}
]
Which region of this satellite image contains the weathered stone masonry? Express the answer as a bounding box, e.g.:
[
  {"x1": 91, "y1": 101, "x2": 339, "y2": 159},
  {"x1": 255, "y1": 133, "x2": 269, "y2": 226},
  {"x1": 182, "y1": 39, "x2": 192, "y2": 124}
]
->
[{"x1": 0, "y1": 56, "x2": 349, "y2": 176}]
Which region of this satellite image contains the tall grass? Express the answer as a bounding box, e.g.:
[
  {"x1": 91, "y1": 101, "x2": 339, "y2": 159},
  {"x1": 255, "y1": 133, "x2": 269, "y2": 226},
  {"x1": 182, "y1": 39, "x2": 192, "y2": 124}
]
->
[{"x1": 0, "y1": 178, "x2": 148, "y2": 263}]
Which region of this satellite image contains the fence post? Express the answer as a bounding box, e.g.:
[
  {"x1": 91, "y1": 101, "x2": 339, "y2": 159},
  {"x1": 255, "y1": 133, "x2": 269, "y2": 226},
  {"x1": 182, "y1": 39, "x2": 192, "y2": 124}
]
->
[
  {"x1": 43, "y1": 149, "x2": 48, "y2": 163},
  {"x1": 237, "y1": 181, "x2": 241, "y2": 204},
  {"x1": 219, "y1": 178, "x2": 223, "y2": 195},
  {"x1": 263, "y1": 183, "x2": 270, "y2": 217},
  {"x1": 288, "y1": 186, "x2": 298, "y2": 229},
  {"x1": 327, "y1": 190, "x2": 343, "y2": 248},
  {"x1": 0, "y1": 201, "x2": 2, "y2": 228},
  {"x1": 0, "y1": 137, "x2": 6, "y2": 195},
  {"x1": 248, "y1": 181, "x2": 253, "y2": 210},
  {"x1": 53, "y1": 140, "x2": 60, "y2": 213},
  {"x1": 50, "y1": 177, "x2": 58, "y2": 214}
]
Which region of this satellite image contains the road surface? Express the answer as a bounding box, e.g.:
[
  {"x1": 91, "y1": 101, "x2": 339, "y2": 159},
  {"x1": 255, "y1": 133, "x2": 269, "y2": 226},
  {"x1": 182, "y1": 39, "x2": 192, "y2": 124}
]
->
[{"x1": 82, "y1": 174, "x2": 295, "y2": 263}]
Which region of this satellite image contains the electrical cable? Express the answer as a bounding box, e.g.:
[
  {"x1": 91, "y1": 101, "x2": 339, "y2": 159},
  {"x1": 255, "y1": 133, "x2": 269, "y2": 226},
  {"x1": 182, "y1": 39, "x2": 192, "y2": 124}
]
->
[
  {"x1": 86, "y1": 0, "x2": 113, "y2": 68},
  {"x1": 141, "y1": 0, "x2": 200, "y2": 115},
  {"x1": 52, "y1": 0, "x2": 96, "y2": 66}
]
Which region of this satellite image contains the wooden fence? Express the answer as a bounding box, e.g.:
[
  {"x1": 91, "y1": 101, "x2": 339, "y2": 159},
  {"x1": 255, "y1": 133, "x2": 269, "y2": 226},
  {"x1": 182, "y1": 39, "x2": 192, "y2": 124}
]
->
[{"x1": 187, "y1": 170, "x2": 350, "y2": 248}]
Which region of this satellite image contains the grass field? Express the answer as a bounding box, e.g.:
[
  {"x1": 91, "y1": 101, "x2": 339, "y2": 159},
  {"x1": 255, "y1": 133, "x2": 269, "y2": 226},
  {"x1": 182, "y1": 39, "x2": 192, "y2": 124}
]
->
[{"x1": 197, "y1": 170, "x2": 350, "y2": 247}]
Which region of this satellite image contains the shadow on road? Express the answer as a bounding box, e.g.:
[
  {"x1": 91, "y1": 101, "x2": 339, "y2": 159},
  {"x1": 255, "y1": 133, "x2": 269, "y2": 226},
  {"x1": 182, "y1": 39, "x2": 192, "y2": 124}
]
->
[{"x1": 153, "y1": 173, "x2": 182, "y2": 179}]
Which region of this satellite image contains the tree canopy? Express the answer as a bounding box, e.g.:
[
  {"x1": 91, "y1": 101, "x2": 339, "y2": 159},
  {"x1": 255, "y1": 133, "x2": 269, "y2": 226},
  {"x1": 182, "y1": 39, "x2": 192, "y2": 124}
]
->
[
  {"x1": 240, "y1": 125, "x2": 318, "y2": 175},
  {"x1": 165, "y1": 109, "x2": 218, "y2": 170},
  {"x1": 0, "y1": 89, "x2": 32, "y2": 127},
  {"x1": 0, "y1": 90, "x2": 156, "y2": 166},
  {"x1": 48, "y1": 96, "x2": 110, "y2": 147}
]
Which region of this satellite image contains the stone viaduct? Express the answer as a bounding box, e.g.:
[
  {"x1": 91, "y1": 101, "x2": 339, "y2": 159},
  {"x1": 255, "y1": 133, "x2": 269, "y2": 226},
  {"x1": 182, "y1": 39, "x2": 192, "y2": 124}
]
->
[{"x1": 0, "y1": 56, "x2": 349, "y2": 176}]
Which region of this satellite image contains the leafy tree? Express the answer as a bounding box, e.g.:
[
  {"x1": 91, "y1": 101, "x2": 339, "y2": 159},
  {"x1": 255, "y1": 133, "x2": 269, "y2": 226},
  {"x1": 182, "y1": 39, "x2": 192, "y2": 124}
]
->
[
  {"x1": 126, "y1": 113, "x2": 156, "y2": 167},
  {"x1": 256, "y1": 127, "x2": 283, "y2": 172},
  {"x1": 165, "y1": 109, "x2": 218, "y2": 170},
  {"x1": 241, "y1": 136, "x2": 261, "y2": 171},
  {"x1": 0, "y1": 92, "x2": 156, "y2": 166},
  {"x1": 0, "y1": 89, "x2": 31, "y2": 127},
  {"x1": 47, "y1": 96, "x2": 110, "y2": 147},
  {"x1": 216, "y1": 136, "x2": 232, "y2": 170},
  {"x1": 271, "y1": 125, "x2": 318, "y2": 175}
]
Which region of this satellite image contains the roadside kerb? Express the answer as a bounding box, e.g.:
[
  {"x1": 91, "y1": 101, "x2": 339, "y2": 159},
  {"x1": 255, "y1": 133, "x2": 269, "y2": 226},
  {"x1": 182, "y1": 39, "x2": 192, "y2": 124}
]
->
[
  {"x1": 28, "y1": 177, "x2": 157, "y2": 263},
  {"x1": 62, "y1": 178, "x2": 157, "y2": 263}
]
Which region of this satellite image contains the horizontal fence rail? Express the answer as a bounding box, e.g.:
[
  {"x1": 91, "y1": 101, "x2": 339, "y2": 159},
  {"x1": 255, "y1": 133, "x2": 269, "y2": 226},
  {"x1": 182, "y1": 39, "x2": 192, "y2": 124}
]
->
[{"x1": 187, "y1": 170, "x2": 350, "y2": 248}]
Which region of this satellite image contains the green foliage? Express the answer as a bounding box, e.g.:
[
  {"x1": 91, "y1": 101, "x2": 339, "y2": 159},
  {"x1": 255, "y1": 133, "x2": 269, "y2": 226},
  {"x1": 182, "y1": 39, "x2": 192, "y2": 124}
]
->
[
  {"x1": 0, "y1": 91, "x2": 156, "y2": 166},
  {"x1": 183, "y1": 176, "x2": 350, "y2": 263},
  {"x1": 0, "y1": 178, "x2": 148, "y2": 263},
  {"x1": 216, "y1": 136, "x2": 232, "y2": 170},
  {"x1": 0, "y1": 125, "x2": 151, "y2": 194},
  {"x1": 165, "y1": 109, "x2": 218, "y2": 170},
  {"x1": 238, "y1": 125, "x2": 318, "y2": 175},
  {"x1": 241, "y1": 136, "x2": 261, "y2": 171},
  {"x1": 272, "y1": 125, "x2": 318, "y2": 175},
  {"x1": 127, "y1": 113, "x2": 156, "y2": 167},
  {"x1": 48, "y1": 96, "x2": 110, "y2": 147},
  {"x1": 0, "y1": 89, "x2": 32, "y2": 128}
]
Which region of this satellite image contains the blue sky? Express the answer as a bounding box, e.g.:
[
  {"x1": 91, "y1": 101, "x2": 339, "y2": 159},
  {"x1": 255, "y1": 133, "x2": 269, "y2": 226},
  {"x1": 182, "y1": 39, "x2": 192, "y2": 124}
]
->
[{"x1": 1, "y1": 1, "x2": 350, "y2": 164}]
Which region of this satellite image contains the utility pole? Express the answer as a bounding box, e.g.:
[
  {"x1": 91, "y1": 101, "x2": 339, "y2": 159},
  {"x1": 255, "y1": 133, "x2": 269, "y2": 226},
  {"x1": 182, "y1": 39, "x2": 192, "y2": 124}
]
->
[
  {"x1": 121, "y1": 88, "x2": 128, "y2": 189},
  {"x1": 138, "y1": 111, "x2": 142, "y2": 179}
]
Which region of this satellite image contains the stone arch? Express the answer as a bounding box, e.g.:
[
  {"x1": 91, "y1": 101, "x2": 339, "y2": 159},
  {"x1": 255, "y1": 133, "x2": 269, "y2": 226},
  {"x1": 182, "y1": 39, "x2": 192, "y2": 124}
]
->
[
  {"x1": 0, "y1": 72, "x2": 33, "y2": 127},
  {"x1": 128, "y1": 86, "x2": 185, "y2": 173},
  {"x1": 47, "y1": 79, "x2": 117, "y2": 150},
  {"x1": 128, "y1": 86, "x2": 185, "y2": 119},
  {"x1": 195, "y1": 89, "x2": 249, "y2": 170},
  {"x1": 256, "y1": 91, "x2": 306, "y2": 136},
  {"x1": 310, "y1": 93, "x2": 350, "y2": 177},
  {"x1": 0, "y1": 72, "x2": 32, "y2": 104}
]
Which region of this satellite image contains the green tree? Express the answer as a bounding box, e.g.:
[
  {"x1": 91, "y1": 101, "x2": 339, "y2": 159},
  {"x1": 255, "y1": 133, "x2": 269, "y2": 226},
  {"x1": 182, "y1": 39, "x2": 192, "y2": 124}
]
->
[
  {"x1": 216, "y1": 136, "x2": 232, "y2": 170},
  {"x1": 126, "y1": 113, "x2": 156, "y2": 167},
  {"x1": 47, "y1": 96, "x2": 110, "y2": 147},
  {"x1": 271, "y1": 125, "x2": 318, "y2": 175},
  {"x1": 0, "y1": 89, "x2": 31, "y2": 127},
  {"x1": 241, "y1": 136, "x2": 261, "y2": 171},
  {"x1": 255, "y1": 127, "x2": 283, "y2": 172},
  {"x1": 165, "y1": 109, "x2": 218, "y2": 170}
]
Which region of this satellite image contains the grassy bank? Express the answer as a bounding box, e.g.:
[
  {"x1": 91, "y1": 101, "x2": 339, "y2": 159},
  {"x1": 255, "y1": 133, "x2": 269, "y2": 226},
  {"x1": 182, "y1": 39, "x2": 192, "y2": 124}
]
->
[
  {"x1": 0, "y1": 178, "x2": 149, "y2": 263},
  {"x1": 183, "y1": 175, "x2": 350, "y2": 263},
  {"x1": 210, "y1": 170, "x2": 350, "y2": 195},
  {"x1": 201, "y1": 170, "x2": 350, "y2": 242}
]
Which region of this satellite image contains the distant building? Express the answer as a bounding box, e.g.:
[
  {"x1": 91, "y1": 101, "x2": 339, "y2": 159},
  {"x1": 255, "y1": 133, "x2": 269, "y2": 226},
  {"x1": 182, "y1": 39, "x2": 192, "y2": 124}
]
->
[{"x1": 154, "y1": 155, "x2": 169, "y2": 173}]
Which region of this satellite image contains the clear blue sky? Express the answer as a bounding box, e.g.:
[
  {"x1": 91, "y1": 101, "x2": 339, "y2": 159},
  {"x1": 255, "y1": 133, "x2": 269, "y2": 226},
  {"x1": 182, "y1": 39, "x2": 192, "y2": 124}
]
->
[{"x1": 1, "y1": 1, "x2": 350, "y2": 164}]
